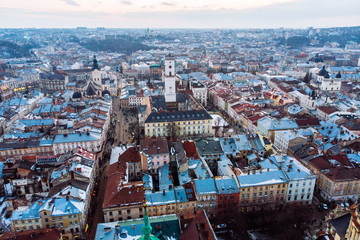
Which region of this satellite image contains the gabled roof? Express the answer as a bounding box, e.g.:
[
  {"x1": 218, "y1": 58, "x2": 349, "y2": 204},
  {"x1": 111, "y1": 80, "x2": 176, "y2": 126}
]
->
[{"x1": 180, "y1": 210, "x2": 217, "y2": 240}]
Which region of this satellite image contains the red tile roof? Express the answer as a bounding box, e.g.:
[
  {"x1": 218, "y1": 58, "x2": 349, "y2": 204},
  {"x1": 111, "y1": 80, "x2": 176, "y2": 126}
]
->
[
  {"x1": 318, "y1": 106, "x2": 337, "y2": 115},
  {"x1": 140, "y1": 137, "x2": 169, "y2": 155},
  {"x1": 309, "y1": 155, "x2": 360, "y2": 181},
  {"x1": 0, "y1": 228, "x2": 61, "y2": 240},
  {"x1": 180, "y1": 210, "x2": 216, "y2": 240},
  {"x1": 182, "y1": 141, "x2": 200, "y2": 160},
  {"x1": 103, "y1": 147, "x2": 144, "y2": 209}
]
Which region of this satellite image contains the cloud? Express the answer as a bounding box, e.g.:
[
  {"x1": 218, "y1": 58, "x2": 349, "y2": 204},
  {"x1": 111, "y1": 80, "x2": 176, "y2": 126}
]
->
[
  {"x1": 121, "y1": 0, "x2": 360, "y2": 28},
  {"x1": 161, "y1": 2, "x2": 176, "y2": 6},
  {"x1": 0, "y1": 0, "x2": 359, "y2": 28},
  {"x1": 121, "y1": 1, "x2": 132, "y2": 5},
  {"x1": 61, "y1": 0, "x2": 79, "y2": 6}
]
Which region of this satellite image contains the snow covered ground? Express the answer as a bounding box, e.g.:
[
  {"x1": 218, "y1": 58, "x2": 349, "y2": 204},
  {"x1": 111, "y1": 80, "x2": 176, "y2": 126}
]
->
[{"x1": 211, "y1": 114, "x2": 229, "y2": 127}]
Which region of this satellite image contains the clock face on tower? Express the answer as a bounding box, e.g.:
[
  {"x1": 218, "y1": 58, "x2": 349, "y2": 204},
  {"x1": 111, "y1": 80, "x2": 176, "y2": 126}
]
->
[{"x1": 169, "y1": 66, "x2": 172, "y2": 69}]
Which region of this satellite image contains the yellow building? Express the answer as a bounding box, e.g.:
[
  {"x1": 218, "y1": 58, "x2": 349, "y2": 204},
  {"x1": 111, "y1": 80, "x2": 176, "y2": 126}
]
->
[
  {"x1": 346, "y1": 205, "x2": 360, "y2": 240},
  {"x1": 309, "y1": 156, "x2": 360, "y2": 202},
  {"x1": 10, "y1": 197, "x2": 85, "y2": 239},
  {"x1": 237, "y1": 170, "x2": 288, "y2": 212},
  {"x1": 0, "y1": 142, "x2": 54, "y2": 161},
  {"x1": 144, "y1": 110, "x2": 212, "y2": 138}
]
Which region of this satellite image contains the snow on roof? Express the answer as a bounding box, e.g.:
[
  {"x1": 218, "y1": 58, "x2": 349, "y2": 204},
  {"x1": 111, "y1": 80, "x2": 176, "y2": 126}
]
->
[
  {"x1": 194, "y1": 178, "x2": 217, "y2": 195},
  {"x1": 238, "y1": 169, "x2": 287, "y2": 187}
]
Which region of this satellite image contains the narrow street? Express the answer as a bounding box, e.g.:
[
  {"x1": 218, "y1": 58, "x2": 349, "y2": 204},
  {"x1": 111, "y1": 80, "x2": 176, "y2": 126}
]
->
[
  {"x1": 86, "y1": 97, "x2": 139, "y2": 239},
  {"x1": 86, "y1": 98, "x2": 117, "y2": 239},
  {"x1": 86, "y1": 152, "x2": 110, "y2": 240},
  {"x1": 114, "y1": 108, "x2": 138, "y2": 146}
]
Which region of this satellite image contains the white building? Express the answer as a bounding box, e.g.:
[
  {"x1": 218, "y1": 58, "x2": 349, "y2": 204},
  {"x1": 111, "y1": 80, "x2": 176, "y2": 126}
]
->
[
  {"x1": 163, "y1": 57, "x2": 176, "y2": 103},
  {"x1": 266, "y1": 155, "x2": 317, "y2": 205},
  {"x1": 190, "y1": 80, "x2": 207, "y2": 106},
  {"x1": 53, "y1": 133, "x2": 102, "y2": 155},
  {"x1": 317, "y1": 66, "x2": 342, "y2": 92},
  {"x1": 274, "y1": 130, "x2": 308, "y2": 154},
  {"x1": 320, "y1": 73, "x2": 342, "y2": 92}
]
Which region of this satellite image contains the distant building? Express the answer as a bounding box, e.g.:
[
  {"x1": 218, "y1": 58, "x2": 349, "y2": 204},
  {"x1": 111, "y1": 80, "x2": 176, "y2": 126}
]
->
[{"x1": 39, "y1": 73, "x2": 68, "y2": 94}]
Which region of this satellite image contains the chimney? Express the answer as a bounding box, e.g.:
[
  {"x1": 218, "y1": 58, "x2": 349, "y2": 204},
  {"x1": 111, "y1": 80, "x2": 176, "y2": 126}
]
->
[
  {"x1": 64, "y1": 134, "x2": 68, "y2": 137},
  {"x1": 38, "y1": 201, "x2": 43, "y2": 206},
  {"x1": 66, "y1": 195, "x2": 69, "y2": 201},
  {"x1": 163, "y1": 190, "x2": 165, "y2": 196},
  {"x1": 267, "y1": 168, "x2": 269, "y2": 172}
]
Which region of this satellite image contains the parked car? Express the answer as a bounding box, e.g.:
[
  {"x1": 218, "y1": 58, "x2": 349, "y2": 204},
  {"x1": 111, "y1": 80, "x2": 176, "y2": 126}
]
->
[
  {"x1": 323, "y1": 203, "x2": 328, "y2": 210},
  {"x1": 216, "y1": 224, "x2": 227, "y2": 229}
]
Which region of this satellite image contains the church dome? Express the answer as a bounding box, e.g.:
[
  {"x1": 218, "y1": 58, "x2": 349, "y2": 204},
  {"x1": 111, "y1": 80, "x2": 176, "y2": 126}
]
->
[
  {"x1": 72, "y1": 91, "x2": 82, "y2": 99},
  {"x1": 102, "y1": 90, "x2": 110, "y2": 96},
  {"x1": 335, "y1": 71, "x2": 342, "y2": 79},
  {"x1": 324, "y1": 72, "x2": 330, "y2": 79},
  {"x1": 319, "y1": 66, "x2": 327, "y2": 76}
]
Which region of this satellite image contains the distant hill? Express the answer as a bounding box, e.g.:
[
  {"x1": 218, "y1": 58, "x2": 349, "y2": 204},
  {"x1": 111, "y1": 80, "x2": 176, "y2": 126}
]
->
[
  {"x1": 277, "y1": 36, "x2": 310, "y2": 49},
  {"x1": 0, "y1": 41, "x2": 34, "y2": 58},
  {"x1": 80, "y1": 36, "x2": 152, "y2": 54}
]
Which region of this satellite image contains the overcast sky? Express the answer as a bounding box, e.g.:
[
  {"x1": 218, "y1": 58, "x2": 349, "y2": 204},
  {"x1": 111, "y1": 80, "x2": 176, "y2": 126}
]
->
[{"x1": 0, "y1": 0, "x2": 359, "y2": 28}]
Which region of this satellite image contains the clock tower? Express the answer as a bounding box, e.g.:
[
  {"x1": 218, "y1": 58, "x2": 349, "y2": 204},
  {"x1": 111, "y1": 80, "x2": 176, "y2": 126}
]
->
[{"x1": 163, "y1": 56, "x2": 176, "y2": 103}]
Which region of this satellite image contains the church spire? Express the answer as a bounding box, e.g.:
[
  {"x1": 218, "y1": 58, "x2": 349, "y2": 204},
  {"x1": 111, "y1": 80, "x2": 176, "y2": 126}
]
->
[
  {"x1": 141, "y1": 204, "x2": 152, "y2": 240},
  {"x1": 93, "y1": 54, "x2": 99, "y2": 70}
]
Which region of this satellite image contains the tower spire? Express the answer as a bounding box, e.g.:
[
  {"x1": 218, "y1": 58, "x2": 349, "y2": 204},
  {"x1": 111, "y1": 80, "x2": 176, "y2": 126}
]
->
[
  {"x1": 93, "y1": 54, "x2": 99, "y2": 70},
  {"x1": 141, "y1": 204, "x2": 152, "y2": 240}
]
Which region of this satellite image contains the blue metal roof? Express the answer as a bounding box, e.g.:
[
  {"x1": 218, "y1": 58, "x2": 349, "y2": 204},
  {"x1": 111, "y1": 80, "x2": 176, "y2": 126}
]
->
[
  {"x1": 215, "y1": 178, "x2": 239, "y2": 194},
  {"x1": 194, "y1": 178, "x2": 216, "y2": 195},
  {"x1": 53, "y1": 133, "x2": 100, "y2": 144},
  {"x1": 238, "y1": 170, "x2": 287, "y2": 187}
]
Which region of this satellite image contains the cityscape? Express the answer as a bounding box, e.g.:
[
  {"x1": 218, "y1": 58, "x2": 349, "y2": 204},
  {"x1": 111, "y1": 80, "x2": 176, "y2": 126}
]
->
[{"x1": 0, "y1": 5, "x2": 359, "y2": 240}]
